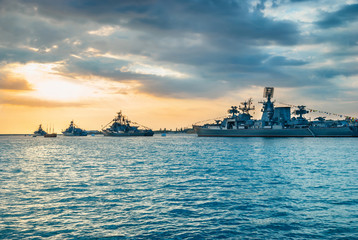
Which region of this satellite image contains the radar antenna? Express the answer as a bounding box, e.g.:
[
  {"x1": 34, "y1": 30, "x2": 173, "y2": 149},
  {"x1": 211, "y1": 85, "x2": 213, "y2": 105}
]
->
[
  {"x1": 260, "y1": 87, "x2": 275, "y2": 125},
  {"x1": 294, "y1": 105, "x2": 309, "y2": 119},
  {"x1": 228, "y1": 106, "x2": 239, "y2": 117},
  {"x1": 263, "y1": 87, "x2": 274, "y2": 99},
  {"x1": 239, "y1": 98, "x2": 255, "y2": 114}
]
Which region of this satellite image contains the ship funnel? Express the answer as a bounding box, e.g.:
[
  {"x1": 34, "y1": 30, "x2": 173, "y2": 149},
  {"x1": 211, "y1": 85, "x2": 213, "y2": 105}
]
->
[{"x1": 263, "y1": 87, "x2": 274, "y2": 99}]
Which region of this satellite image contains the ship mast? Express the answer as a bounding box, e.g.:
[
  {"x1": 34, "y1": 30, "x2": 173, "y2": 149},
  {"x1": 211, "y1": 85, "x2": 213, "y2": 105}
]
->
[
  {"x1": 228, "y1": 106, "x2": 239, "y2": 118},
  {"x1": 294, "y1": 105, "x2": 309, "y2": 119},
  {"x1": 293, "y1": 105, "x2": 309, "y2": 125},
  {"x1": 260, "y1": 87, "x2": 275, "y2": 126},
  {"x1": 239, "y1": 98, "x2": 255, "y2": 114}
]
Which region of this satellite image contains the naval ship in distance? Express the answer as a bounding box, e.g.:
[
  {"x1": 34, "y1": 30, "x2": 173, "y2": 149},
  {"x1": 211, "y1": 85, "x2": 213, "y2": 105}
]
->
[
  {"x1": 33, "y1": 124, "x2": 47, "y2": 136},
  {"x1": 102, "y1": 111, "x2": 154, "y2": 137},
  {"x1": 194, "y1": 87, "x2": 358, "y2": 137},
  {"x1": 62, "y1": 121, "x2": 88, "y2": 136}
]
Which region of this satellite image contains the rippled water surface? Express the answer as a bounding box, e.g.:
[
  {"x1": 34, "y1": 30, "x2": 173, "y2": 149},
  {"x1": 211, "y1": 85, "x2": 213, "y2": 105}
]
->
[{"x1": 0, "y1": 135, "x2": 357, "y2": 239}]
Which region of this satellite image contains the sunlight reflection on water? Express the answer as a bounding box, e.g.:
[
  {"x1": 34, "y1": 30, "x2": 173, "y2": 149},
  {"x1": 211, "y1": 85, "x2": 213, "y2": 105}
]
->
[{"x1": 0, "y1": 135, "x2": 357, "y2": 239}]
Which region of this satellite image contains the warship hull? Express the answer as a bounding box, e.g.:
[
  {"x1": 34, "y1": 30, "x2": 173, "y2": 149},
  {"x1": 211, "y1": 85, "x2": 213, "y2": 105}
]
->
[
  {"x1": 33, "y1": 133, "x2": 45, "y2": 137},
  {"x1": 103, "y1": 131, "x2": 154, "y2": 137},
  {"x1": 194, "y1": 126, "x2": 358, "y2": 137},
  {"x1": 62, "y1": 132, "x2": 88, "y2": 136}
]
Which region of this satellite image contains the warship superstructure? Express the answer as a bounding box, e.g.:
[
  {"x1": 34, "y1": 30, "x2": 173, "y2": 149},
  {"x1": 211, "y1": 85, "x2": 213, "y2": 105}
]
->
[
  {"x1": 194, "y1": 87, "x2": 358, "y2": 137},
  {"x1": 33, "y1": 124, "x2": 47, "y2": 136},
  {"x1": 102, "y1": 111, "x2": 154, "y2": 137},
  {"x1": 62, "y1": 121, "x2": 88, "y2": 136}
]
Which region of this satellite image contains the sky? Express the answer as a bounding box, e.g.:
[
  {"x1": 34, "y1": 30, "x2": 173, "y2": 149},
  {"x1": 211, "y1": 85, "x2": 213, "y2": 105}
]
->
[{"x1": 1, "y1": 0, "x2": 358, "y2": 133}]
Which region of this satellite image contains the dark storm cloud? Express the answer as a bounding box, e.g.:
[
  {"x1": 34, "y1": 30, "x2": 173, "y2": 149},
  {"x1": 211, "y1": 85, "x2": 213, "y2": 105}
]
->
[
  {"x1": 0, "y1": 47, "x2": 63, "y2": 64},
  {"x1": 124, "y1": 1, "x2": 299, "y2": 45},
  {"x1": 0, "y1": 0, "x2": 357, "y2": 101},
  {"x1": 14, "y1": 0, "x2": 298, "y2": 45},
  {"x1": 316, "y1": 4, "x2": 358, "y2": 28},
  {"x1": 58, "y1": 56, "x2": 180, "y2": 86},
  {"x1": 61, "y1": 56, "x2": 228, "y2": 98},
  {"x1": 62, "y1": 57, "x2": 130, "y2": 79},
  {"x1": 16, "y1": 0, "x2": 156, "y2": 24},
  {"x1": 264, "y1": 56, "x2": 308, "y2": 66},
  {"x1": 0, "y1": 6, "x2": 78, "y2": 49},
  {"x1": 313, "y1": 29, "x2": 358, "y2": 50},
  {"x1": 314, "y1": 61, "x2": 358, "y2": 79},
  {"x1": 27, "y1": 0, "x2": 303, "y2": 96}
]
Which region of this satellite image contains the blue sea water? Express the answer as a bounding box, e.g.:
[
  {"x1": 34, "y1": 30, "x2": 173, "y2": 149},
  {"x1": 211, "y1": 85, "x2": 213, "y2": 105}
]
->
[{"x1": 0, "y1": 135, "x2": 357, "y2": 239}]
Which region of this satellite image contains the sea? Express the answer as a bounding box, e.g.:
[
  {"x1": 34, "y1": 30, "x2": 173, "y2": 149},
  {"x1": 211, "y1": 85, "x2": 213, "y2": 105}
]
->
[{"x1": 0, "y1": 134, "x2": 357, "y2": 239}]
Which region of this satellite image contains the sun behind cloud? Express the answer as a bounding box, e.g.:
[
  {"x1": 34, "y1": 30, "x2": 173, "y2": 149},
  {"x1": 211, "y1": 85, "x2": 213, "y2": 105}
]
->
[{"x1": 9, "y1": 62, "x2": 97, "y2": 102}]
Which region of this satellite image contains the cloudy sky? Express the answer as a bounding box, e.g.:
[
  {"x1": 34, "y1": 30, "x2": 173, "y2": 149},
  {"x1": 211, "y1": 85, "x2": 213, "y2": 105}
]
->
[{"x1": 1, "y1": 0, "x2": 358, "y2": 133}]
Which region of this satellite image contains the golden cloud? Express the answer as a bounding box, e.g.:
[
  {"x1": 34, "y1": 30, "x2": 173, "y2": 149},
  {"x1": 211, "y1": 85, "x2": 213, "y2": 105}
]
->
[
  {"x1": 0, "y1": 95, "x2": 89, "y2": 108},
  {"x1": 0, "y1": 73, "x2": 33, "y2": 91}
]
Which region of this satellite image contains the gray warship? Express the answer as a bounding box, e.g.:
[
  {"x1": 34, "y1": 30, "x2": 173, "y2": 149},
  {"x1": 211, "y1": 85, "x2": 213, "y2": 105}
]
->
[
  {"x1": 102, "y1": 111, "x2": 154, "y2": 137},
  {"x1": 33, "y1": 124, "x2": 47, "y2": 136},
  {"x1": 62, "y1": 121, "x2": 88, "y2": 136},
  {"x1": 194, "y1": 87, "x2": 358, "y2": 137}
]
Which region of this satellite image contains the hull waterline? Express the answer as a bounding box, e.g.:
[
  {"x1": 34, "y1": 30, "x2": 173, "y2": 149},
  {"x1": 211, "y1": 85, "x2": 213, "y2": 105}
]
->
[
  {"x1": 194, "y1": 126, "x2": 358, "y2": 137},
  {"x1": 103, "y1": 131, "x2": 154, "y2": 137}
]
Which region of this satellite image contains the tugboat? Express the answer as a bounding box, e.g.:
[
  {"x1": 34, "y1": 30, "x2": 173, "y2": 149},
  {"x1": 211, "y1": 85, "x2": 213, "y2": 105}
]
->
[
  {"x1": 194, "y1": 87, "x2": 358, "y2": 137},
  {"x1": 33, "y1": 124, "x2": 47, "y2": 136},
  {"x1": 62, "y1": 121, "x2": 88, "y2": 136},
  {"x1": 102, "y1": 111, "x2": 154, "y2": 137}
]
